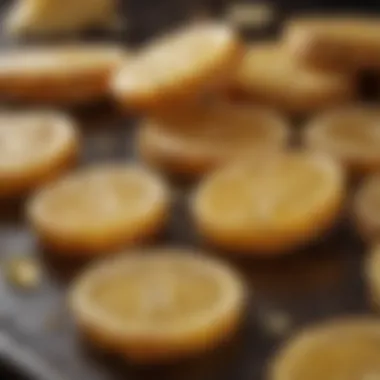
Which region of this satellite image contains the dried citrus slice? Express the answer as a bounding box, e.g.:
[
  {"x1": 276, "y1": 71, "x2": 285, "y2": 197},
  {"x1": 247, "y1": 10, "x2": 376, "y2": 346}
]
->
[
  {"x1": 230, "y1": 42, "x2": 354, "y2": 115},
  {"x1": 192, "y1": 151, "x2": 345, "y2": 254},
  {"x1": 353, "y1": 175, "x2": 380, "y2": 242},
  {"x1": 304, "y1": 106, "x2": 380, "y2": 176},
  {"x1": 284, "y1": 16, "x2": 380, "y2": 71},
  {"x1": 0, "y1": 111, "x2": 79, "y2": 198},
  {"x1": 27, "y1": 165, "x2": 169, "y2": 256},
  {"x1": 111, "y1": 22, "x2": 242, "y2": 114},
  {"x1": 269, "y1": 317, "x2": 380, "y2": 380},
  {"x1": 0, "y1": 45, "x2": 125, "y2": 104},
  {"x1": 70, "y1": 248, "x2": 246, "y2": 362},
  {"x1": 137, "y1": 102, "x2": 290, "y2": 177},
  {"x1": 365, "y1": 245, "x2": 380, "y2": 310}
]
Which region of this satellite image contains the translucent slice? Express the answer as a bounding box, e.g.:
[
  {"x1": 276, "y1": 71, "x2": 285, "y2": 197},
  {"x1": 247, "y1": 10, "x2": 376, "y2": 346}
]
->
[
  {"x1": 27, "y1": 165, "x2": 169, "y2": 256},
  {"x1": 70, "y1": 248, "x2": 246, "y2": 362},
  {"x1": 230, "y1": 42, "x2": 354, "y2": 115},
  {"x1": 192, "y1": 151, "x2": 345, "y2": 254},
  {"x1": 0, "y1": 111, "x2": 79, "y2": 197},
  {"x1": 138, "y1": 102, "x2": 290, "y2": 177},
  {"x1": 269, "y1": 317, "x2": 380, "y2": 380},
  {"x1": 304, "y1": 106, "x2": 380, "y2": 176}
]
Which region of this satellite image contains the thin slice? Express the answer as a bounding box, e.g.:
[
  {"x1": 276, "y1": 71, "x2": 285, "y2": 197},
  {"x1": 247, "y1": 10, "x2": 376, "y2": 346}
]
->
[
  {"x1": 269, "y1": 317, "x2": 380, "y2": 380},
  {"x1": 230, "y1": 42, "x2": 354, "y2": 115},
  {"x1": 137, "y1": 102, "x2": 290, "y2": 177},
  {"x1": 192, "y1": 151, "x2": 345, "y2": 254},
  {"x1": 111, "y1": 22, "x2": 242, "y2": 115},
  {"x1": 27, "y1": 165, "x2": 169, "y2": 256},
  {"x1": 304, "y1": 106, "x2": 380, "y2": 176},
  {"x1": 0, "y1": 111, "x2": 79, "y2": 198},
  {"x1": 70, "y1": 248, "x2": 246, "y2": 362}
]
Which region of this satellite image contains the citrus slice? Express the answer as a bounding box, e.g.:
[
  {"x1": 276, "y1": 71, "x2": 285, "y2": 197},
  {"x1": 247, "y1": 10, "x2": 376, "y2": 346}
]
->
[
  {"x1": 0, "y1": 111, "x2": 79, "y2": 198},
  {"x1": 269, "y1": 317, "x2": 380, "y2": 380},
  {"x1": 353, "y1": 175, "x2": 380, "y2": 242},
  {"x1": 0, "y1": 45, "x2": 125, "y2": 104},
  {"x1": 284, "y1": 16, "x2": 380, "y2": 71},
  {"x1": 304, "y1": 106, "x2": 380, "y2": 176},
  {"x1": 137, "y1": 102, "x2": 290, "y2": 178},
  {"x1": 365, "y1": 245, "x2": 380, "y2": 310},
  {"x1": 27, "y1": 165, "x2": 169, "y2": 256},
  {"x1": 111, "y1": 22, "x2": 242, "y2": 115},
  {"x1": 230, "y1": 42, "x2": 354, "y2": 115},
  {"x1": 192, "y1": 151, "x2": 345, "y2": 254},
  {"x1": 70, "y1": 248, "x2": 246, "y2": 362}
]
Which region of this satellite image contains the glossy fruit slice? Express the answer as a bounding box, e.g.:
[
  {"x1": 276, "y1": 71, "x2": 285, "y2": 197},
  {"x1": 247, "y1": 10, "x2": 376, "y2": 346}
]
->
[
  {"x1": 192, "y1": 151, "x2": 345, "y2": 254},
  {"x1": 269, "y1": 317, "x2": 380, "y2": 380},
  {"x1": 230, "y1": 42, "x2": 354, "y2": 115},
  {"x1": 137, "y1": 102, "x2": 290, "y2": 178},
  {"x1": 70, "y1": 248, "x2": 246, "y2": 362},
  {"x1": 111, "y1": 22, "x2": 242, "y2": 115},
  {"x1": 27, "y1": 165, "x2": 169, "y2": 256},
  {"x1": 304, "y1": 106, "x2": 380, "y2": 176},
  {"x1": 0, "y1": 111, "x2": 79, "y2": 198}
]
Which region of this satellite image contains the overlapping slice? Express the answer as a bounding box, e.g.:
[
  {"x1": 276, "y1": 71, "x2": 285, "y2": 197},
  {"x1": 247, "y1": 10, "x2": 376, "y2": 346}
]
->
[
  {"x1": 0, "y1": 111, "x2": 79, "y2": 198},
  {"x1": 269, "y1": 317, "x2": 380, "y2": 380},
  {"x1": 192, "y1": 151, "x2": 345, "y2": 254},
  {"x1": 304, "y1": 106, "x2": 380, "y2": 176},
  {"x1": 137, "y1": 102, "x2": 290, "y2": 178},
  {"x1": 365, "y1": 245, "x2": 380, "y2": 310},
  {"x1": 111, "y1": 22, "x2": 242, "y2": 114},
  {"x1": 230, "y1": 42, "x2": 354, "y2": 115},
  {"x1": 70, "y1": 248, "x2": 246, "y2": 362},
  {"x1": 27, "y1": 165, "x2": 169, "y2": 256},
  {"x1": 284, "y1": 16, "x2": 380, "y2": 71},
  {"x1": 0, "y1": 45, "x2": 125, "y2": 104}
]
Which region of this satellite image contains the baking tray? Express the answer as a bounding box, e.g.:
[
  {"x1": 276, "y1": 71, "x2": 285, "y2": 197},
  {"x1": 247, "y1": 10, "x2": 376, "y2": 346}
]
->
[{"x1": 0, "y1": 2, "x2": 374, "y2": 380}]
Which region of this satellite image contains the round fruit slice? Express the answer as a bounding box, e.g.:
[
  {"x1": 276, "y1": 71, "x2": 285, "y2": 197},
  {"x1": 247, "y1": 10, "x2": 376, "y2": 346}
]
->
[
  {"x1": 70, "y1": 248, "x2": 246, "y2": 362},
  {"x1": 284, "y1": 16, "x2": 380, "y2": 71},
  {"x1": 269, "y1": 317, "x2": 380, "y2": 380},
  {"x1": 0, "y1": 111, "x2": 79, "y2": 198},
  {"x1": 27, "y1": 165, "x2": 169, "y2": 256},
  {"x1": 192, "y1": 151, "x2": 345, "y2": 254},
  {"x1": 230, "y1": 42, "x2": 354, "y2": 115},
  {"x1": 111, "y1": 22, "x2": 242, "y2": 115},
  {"x1": 353, "y1": 175, "x2": 380, "y2": 242},
  {"x1": 304, "y1": 106, "x2": 380, "y2": 176},
  {"x1": 365, "y1": 245, "x2": 380, "y2": 310},
  {"x1": 0, "y1": 45, "x2": 125, "y2": 104},
  {"x1": 137, "y1": 102, "x2": 290, "y2": 178}
]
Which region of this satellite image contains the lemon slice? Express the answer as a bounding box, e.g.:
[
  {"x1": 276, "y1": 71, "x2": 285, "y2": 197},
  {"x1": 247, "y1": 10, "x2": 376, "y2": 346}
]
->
[
  {"x1": 27, "y1": 165, "x2": 169, "y2": 256},
  {"x1": 137, "y1": 102, "x2": 290, "y2": 178},
  {"x1": 304, "y1": 106, "x2": 380, "y2": 176},
  {"x1": 284, "y1": 16, "x2": 380, "y2": 71},
  {"x1": 0, "y1": 111, "x2": 78, "y2": 198},
  {"x1": 111, "y1": 22, "x2": 242, "y2": 115},
  {"x1": 192, "y1": 151, "x2": 345, "y2": 254},
  {"x1": 5, "y1": 0, "x2": 118, "y2": 36},
  {"x1": 70, "y1": 248, "x2": 246, "y2": 362},
  {"x1": 269, "y1": 317, "x2": 380, "y2": 380},
  {"x1": 365, "y1": 245, "x2": 380, "y2": 310},
  {"x1": 230, "y1": 42, "x2": 354, "y2": 115},
  {"x1": 353, "y1": 175, "x2": 380, "y2": 242},
  {"x1": 0, "y1": 45, "x2": 125, "y2": 104}
]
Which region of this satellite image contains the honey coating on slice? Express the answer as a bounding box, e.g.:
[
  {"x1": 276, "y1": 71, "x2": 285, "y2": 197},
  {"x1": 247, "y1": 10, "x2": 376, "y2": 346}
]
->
[
  {"x1": 284, "y1": 16, "x2": 380, "y2": 71},
  {"x1": 27, "y1": 165, "x2": 169, "y2": 256},
  {"x1": 111, "y1": 22, "x2": 242, "y2": 115},
  {"x1": 137, "y1": 102, "x2": 290, "y2": 177},
  {"x1": 0, "y1": 45, "x2": 125, "y2": 104},
  {"x1": 230, "y1": 42, "x2": 354, "y2": 115},
  {"x1": 192, "y1": 151, "x2": 345, "y2": 255},
  {"x1": 304, "y1": 106, "x2": 380, "y2": 176},
  {"x1": 70, "y1": 248, "x2": 246, "y2": 362},
  {"x1": 0, "y1": 111, "x2": 79, "y2": 198},
  {"x1": 269, "y1": 318, "x2": 380, "y2": 380}
]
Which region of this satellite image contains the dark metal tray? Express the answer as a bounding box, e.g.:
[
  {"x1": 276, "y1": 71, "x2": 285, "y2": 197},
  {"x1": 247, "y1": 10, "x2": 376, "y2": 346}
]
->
[{"x1": 0, "y1": 2, "x2": 374, "y2": 380}]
